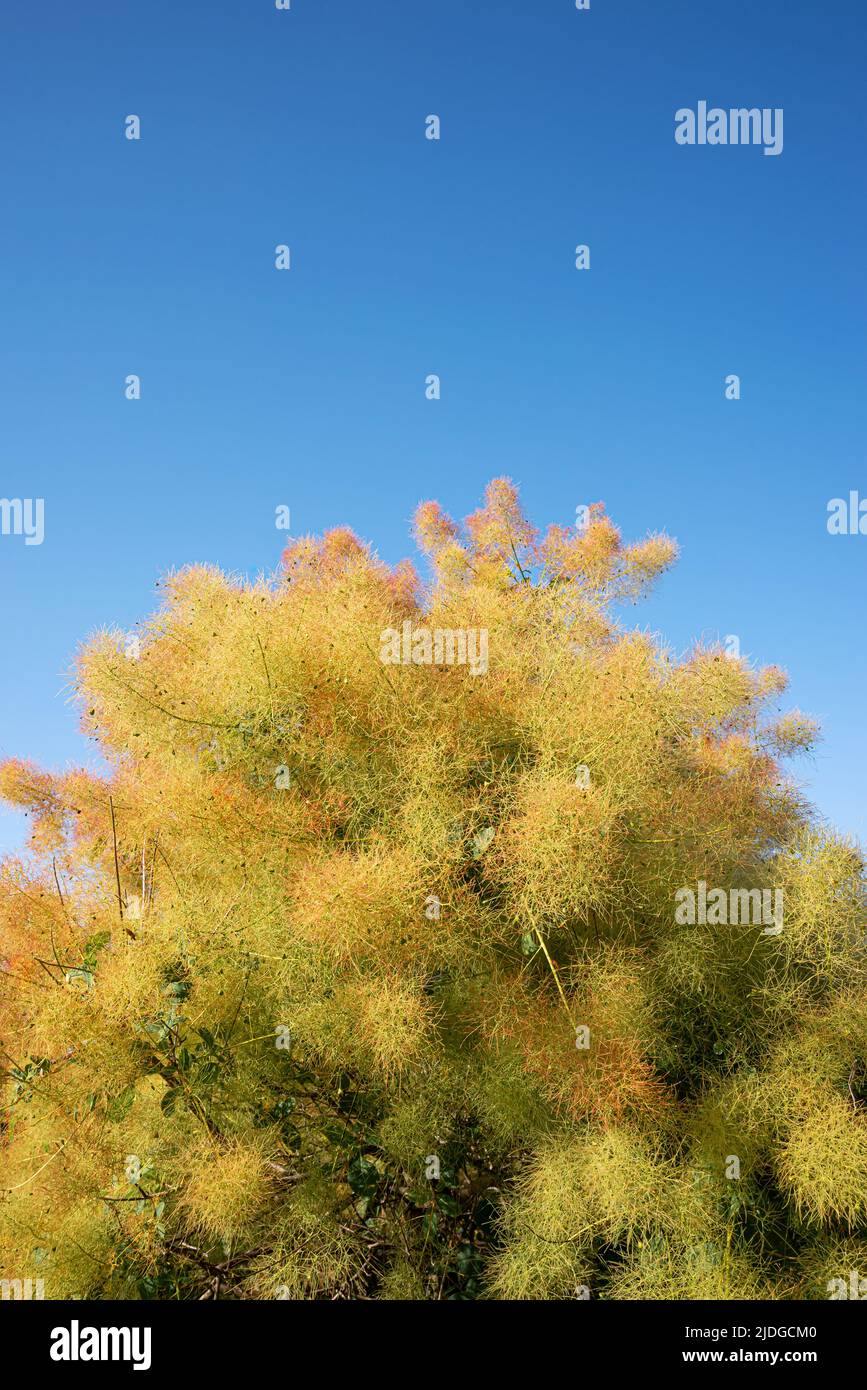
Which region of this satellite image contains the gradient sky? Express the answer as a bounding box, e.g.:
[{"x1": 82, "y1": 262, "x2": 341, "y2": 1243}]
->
[{"x1": 1, "y1": 0, "x2": 865, "y2": 855}]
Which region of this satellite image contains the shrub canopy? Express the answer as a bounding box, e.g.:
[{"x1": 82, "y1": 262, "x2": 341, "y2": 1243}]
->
[{"x1": 1, "y1": 480, "x2": 865, "y2": 1300}]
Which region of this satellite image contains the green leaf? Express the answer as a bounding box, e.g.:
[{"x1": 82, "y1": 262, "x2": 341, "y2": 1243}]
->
[
  {"x1": 323, "y1": 1123, "x2": 357, "y2": 1149},
  {"x1": 281, "y1": 1121, "x2": 301, "y2": 1149},
  {"x1": 106, "y1": 1085, "x2": 136, "y2": 1123},
  {"x1": 160, "y1": 1088, "x2": 178, "y2": 1115},
  {"x1": 436, "y1": 1191, "x2": 460, "y2": 1218},
  {"x1": 83, "y1": 931, "x2": 111, "y2": 956},
  {"x1": 347, "y1": 1155, "x2": 380, "y2": 1199},
  {"x1": 455, "y1": 1244, "x2": 481, "y2": 1276},
  {"x1": 406, "y1": 1189, "x2": 432, "y2": 1208}
]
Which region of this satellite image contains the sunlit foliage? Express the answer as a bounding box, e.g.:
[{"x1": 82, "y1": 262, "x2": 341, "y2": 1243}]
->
[{"x1": 1, "y1": 480, "x2": 863, "y2": 1300}]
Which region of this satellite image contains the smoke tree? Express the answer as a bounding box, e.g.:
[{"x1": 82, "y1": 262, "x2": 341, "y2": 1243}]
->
[{"x1": 1, "y1": 480, "x2": 864, "y2": 1300}]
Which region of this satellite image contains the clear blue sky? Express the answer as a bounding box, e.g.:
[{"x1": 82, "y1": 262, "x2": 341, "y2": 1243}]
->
[{"x1": 1, "y1": 0, "x2": 865, "y2": 855}]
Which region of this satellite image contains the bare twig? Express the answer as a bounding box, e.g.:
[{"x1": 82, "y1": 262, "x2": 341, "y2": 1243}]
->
[{"x1": 108, "y1": 797, "x2": 125, "y2": 925}]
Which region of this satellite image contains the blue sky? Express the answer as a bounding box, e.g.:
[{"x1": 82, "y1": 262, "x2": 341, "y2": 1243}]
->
[{"x1": 0, "y1": 0, "x2": 865, "y2": 854}]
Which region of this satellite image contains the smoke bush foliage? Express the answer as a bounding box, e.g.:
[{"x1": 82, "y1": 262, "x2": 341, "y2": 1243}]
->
[{"x1": 1, "y1": 479, "x2": 865, "y2": 1301}]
